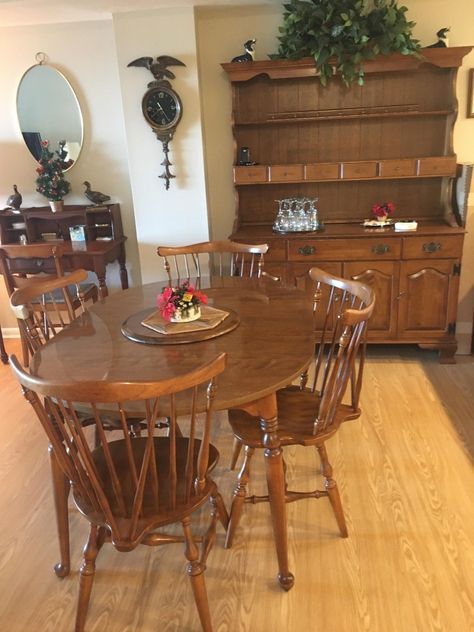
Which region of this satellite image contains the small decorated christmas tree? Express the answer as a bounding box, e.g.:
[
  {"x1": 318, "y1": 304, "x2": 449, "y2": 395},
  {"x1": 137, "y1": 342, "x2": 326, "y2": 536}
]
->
[{"x1": 35, "y1": 140, "x2": 71, "y2": 201}]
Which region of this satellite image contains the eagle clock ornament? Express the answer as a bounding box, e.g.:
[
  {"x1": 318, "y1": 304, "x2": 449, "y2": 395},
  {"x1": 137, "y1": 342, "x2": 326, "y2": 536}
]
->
[{"x1": 128, "y1": 55, "x2": 186, "y2": 189}]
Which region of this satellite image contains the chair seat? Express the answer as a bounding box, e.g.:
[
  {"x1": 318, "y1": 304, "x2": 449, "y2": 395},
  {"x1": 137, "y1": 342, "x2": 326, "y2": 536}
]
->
[
  {"x1": 228, "y1": 385, "x2": 361, "y2": 448},
  {"x1": 73, "y1": 436, "x2": 220, "y2": 541}
]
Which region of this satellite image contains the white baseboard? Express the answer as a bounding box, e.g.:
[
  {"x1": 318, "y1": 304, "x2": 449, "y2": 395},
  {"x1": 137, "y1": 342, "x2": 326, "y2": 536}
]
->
[{"x1": 2, "y1": 327, "x2": 20, "y2": 339}]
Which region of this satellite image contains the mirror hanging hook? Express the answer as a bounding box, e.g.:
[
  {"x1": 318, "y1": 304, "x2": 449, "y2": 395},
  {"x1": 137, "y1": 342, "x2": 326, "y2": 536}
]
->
[{"x1": 35, "y1": 52, "x2": 48, "y2": 65}]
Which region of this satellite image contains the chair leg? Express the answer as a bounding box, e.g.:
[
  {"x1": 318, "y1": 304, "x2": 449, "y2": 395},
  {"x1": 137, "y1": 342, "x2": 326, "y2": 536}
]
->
[
  {"x1": 225, "y1": 445, "x2": 255, "y2": 549},
  {"x1": 75, "y1": 524, "x2": 103, "y2": 632},
  {"x1": 229, "y1": 437, "x2": 242, "y2": 470},
  {"x1": 182, "y1": 517, "x2": 213, "y2": 632},
  {"x1": 49, "y1": 444, "x2": 71, "y2": 577},
  {"x1": 317, "y1": 443, "x2": 348, "y2": 538},
  {"x1": 211, "y1": 490, "x2": 229, "y2": 531}
]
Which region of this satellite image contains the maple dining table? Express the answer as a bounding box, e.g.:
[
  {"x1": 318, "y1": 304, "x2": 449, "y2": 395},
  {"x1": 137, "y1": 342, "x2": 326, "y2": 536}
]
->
[{"x1": 28, "y1": 275, "x2": 314, "y2": 590}]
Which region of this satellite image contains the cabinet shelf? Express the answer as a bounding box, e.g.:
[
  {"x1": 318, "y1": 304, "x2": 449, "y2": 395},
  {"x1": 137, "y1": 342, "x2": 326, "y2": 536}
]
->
[{"x1": 235, "y1": 109, "x2": 453, "y2": 126}]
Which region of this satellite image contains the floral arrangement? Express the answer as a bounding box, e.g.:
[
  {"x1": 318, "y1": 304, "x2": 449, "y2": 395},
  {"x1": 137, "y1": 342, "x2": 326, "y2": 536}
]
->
[
  {"x1": 35, "y1": 140, "x2": 71, "y2": 201},
  {"x1": 157, "y1": 281, "x2": 207, "y2": 321},
  {"x1": 372, "y1": 201, "x2": 395, "y2": 220}
]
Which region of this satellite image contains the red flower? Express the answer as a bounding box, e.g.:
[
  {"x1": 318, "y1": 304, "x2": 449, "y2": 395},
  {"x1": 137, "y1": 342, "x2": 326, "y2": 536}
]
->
[
  {"x1": 157, "y1": 282, "x2": 207, "y2": 321},
  {"x1": 193, "y1": 289, "x2": 208, "y2": 304},
  {"x1": 372, "y1": 201, "x2": 396, "y2": 218}
]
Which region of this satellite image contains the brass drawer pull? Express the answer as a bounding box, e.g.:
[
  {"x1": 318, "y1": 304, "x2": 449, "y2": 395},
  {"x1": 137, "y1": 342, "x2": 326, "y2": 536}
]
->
[
  {"x1": 298, "y1": 245, "x2": 316, "y2": 256},
  {"x1": 372, "y1": 244, "x2": 390, "y2": 255},
  {"x1": 423, "y1": 242, "x2": 441, "y2": 253}
]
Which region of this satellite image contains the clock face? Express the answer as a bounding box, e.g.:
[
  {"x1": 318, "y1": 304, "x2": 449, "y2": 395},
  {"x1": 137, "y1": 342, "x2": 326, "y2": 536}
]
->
[{"x1": 142, "y1": 86, "x2": 182, "y2": 130}]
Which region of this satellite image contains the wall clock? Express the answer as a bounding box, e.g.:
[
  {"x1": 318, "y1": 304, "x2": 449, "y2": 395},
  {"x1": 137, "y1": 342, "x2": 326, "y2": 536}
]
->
[{"x1": 128, "y1": 55, "x2": 186, "y2": 190}]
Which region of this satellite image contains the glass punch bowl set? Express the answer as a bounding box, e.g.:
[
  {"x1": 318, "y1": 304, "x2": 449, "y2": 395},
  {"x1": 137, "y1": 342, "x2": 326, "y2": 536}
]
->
[{"x1": 272, "y1": 198, "x2": 323, "y2": 233}]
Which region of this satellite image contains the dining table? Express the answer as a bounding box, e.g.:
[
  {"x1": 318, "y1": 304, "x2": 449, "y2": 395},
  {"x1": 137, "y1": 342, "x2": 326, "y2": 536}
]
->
[{"x1": 28, "y1": 275, "x2": 314, "y2": 590}]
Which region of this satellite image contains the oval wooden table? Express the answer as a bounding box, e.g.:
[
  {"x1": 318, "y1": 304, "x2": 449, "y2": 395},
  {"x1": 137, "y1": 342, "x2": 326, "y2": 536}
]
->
[{"x1": 29, "y1": 276, "x2": 314, "y2": 590}]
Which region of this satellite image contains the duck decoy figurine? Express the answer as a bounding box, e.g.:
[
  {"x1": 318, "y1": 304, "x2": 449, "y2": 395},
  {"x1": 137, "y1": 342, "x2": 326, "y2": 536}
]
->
[
  {"x1": 427, "y1": 27, "x2": 450, "y2": 48},
  {"x1": 5, "y1": 184, "x2": 22, "y2": 211},
  {"x1": 83, "y1": 181, "x2": 111, "y2": 206},
  {"x1": 231, "y1": 39, "x2": 256, "y2": 63}
]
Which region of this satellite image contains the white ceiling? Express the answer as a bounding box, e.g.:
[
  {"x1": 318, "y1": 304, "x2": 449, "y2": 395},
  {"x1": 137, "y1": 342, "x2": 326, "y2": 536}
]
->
[{"x1": 0, "y1": 0, "x2": 279, "y2": 27}]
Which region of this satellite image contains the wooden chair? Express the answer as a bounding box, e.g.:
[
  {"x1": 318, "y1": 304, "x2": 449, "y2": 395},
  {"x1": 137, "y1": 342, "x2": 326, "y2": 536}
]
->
[
  {"x1": 224, "y1": 266, "x2": 375, "y2": 550},
  {"x1": 0, "y1": 243, "x2": 98, "y2": 365},
  {"x1": 10, "y1": 271, "x2": 151, "y2": 579},
  {"x1": 10, "y1": 352, "x2": 228, "y2": 632},
  {"x1": 9, "y1": 269, "x2": 98, "y2": 577},
  {"x1": 157, "y1": 240, "x2": 273, "y2": 282}
]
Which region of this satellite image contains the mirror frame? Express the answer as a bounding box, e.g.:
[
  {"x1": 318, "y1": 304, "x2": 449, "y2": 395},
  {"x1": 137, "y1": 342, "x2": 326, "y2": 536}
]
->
[{"x1": 16, "y1": 53, "x2": 84, "y2": 172}]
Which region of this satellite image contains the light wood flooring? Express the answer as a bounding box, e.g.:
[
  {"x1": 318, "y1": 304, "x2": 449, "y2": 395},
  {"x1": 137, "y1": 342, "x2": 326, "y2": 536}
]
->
[{"x1": 0, "y1": 339, "x2": 473, "y2": 632}]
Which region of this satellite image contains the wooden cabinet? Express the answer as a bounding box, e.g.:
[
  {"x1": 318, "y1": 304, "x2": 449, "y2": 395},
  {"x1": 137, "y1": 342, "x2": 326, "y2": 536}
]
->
[
  {"x1": 224, "y1": 47, "x2": 471, "y2": 361},
  {"x1": 0, "y1": 204, "x2": 123, "y2": 245},
  {"x1": 0, "y1": 204, "x2": 128, "y2": 297}
]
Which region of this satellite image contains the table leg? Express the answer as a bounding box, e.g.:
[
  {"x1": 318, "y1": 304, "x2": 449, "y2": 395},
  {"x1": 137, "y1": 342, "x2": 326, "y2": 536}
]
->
[
  {"x1": 118, "y1": 243, "x2": 129, "y2": 290},
  {"x1": 242, "y1": 393, "x2": 295, "y2": 591}
]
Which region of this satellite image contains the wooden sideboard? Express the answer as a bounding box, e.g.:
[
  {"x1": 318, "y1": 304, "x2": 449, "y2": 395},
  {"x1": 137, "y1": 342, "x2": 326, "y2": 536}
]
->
[
  {"x1": 0, "y1": 203, "x2": 128, "y2": 297},
  {"x1": 223, "y1": 47, "x2": 472, "y2": 362}
]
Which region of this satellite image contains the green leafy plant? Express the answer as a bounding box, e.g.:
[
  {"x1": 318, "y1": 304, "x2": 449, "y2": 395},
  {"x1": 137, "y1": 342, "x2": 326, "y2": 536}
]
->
[
  {"x1": 35, "y1": 140, "x2": 71, "y2": 201},
  {"x1": 273, "y1": 0, "x2": 420, "y2": 86}
]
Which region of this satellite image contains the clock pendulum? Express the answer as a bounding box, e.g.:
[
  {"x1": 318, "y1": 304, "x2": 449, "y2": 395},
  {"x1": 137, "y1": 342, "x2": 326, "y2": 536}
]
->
[{"x1": 128, "y1": 55, "x2": 186, "y2": 190}]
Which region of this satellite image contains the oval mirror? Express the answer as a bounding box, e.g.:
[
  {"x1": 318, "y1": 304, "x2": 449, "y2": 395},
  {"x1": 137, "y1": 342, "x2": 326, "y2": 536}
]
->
[{"x1": 16, "y1": 58, "x2": 83, "y2": 171}]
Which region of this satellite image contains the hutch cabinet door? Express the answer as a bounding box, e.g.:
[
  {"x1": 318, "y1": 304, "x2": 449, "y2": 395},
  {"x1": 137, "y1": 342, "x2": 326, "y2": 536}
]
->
[
  {"x1": 343, "y1": 261, "x2": 399, "y2": 339},
  {"x1": 397, "y1": 259, "x2": 460, "y2": 338}
]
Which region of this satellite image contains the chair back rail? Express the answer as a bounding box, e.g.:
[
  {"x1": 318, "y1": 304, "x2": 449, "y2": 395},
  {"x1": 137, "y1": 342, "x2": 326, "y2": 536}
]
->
[{"x1": 157, "y1": 240, "x2": 269, "y2": 282}]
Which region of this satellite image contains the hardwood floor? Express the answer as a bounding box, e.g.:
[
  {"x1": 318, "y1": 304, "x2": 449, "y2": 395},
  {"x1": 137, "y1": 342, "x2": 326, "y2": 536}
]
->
[{"x1": 0, "y1": 339, "x2": 473, "y2": 631}]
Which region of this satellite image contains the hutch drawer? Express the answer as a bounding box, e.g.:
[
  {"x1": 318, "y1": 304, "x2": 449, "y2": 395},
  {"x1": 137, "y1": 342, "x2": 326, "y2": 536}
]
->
[
  {"x1": 264, "y1": 240, "x2": 287, "y2": 261},
  {"x1": 341, "y1": 161, "x2": 378, "y2": 179},
  {"x1": 233, "y1": 166, "x2": 268, "y2": 184},
  {"x1": 305, "y1": 163, "x2": 340, "y2": 180},
  {"x1": 269, "y1": 164, "x2": 304, "y2": 182},
  {"x1": 401, "y1": 235, "x2": 464, "y2": 259},
  {"x1": 288, "y1": 237, "x2": 402, "y2": 261},
  {"x1": 379, "y1": 159, "x2": 417, "y2": 177},
  {"x1": 418, "y1": 156, "x2": 457, "y2": 176}
]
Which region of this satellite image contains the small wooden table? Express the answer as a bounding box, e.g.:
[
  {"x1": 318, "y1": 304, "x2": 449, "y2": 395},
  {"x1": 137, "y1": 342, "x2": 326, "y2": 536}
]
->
[{"x1": 29, "y1": 276, "x2": 314, "y2": 589}]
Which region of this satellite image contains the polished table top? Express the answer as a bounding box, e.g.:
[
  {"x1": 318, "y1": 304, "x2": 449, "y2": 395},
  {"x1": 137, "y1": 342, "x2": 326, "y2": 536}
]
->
[{"x1": 29, "y1": 276, "x2": 314, "y2": 411}]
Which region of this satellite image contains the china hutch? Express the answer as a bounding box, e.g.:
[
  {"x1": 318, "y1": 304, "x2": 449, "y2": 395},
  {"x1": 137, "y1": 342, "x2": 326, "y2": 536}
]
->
[{"x1": 223, "y1": 47, "x2": 472, "y2": 362}]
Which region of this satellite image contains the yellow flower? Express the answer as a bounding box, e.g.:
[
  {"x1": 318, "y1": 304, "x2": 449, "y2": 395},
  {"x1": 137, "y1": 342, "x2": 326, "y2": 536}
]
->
[{"x1": 183, "y1": 292, "x2": 193, "y2": 302}]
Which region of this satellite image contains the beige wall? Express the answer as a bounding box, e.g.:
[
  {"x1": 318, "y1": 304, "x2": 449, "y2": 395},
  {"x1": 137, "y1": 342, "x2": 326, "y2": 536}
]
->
[
  {"x1": 114, "y1": 8, "x2": 210, "y2": 285},
  {"x1": 0, "y1": 19, "x2": 140, "y2": 331}
]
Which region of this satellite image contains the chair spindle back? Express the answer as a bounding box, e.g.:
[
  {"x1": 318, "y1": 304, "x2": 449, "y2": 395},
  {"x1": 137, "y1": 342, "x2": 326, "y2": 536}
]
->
[
  {"x1": 157, "y1": 240, "x2": 269, "y2": 283},
  {"x1": 9, "y1": 269, "x2": 88, "y2": 354},
  {"x1": 308, "y1": 267, "x2": 375, "y2": 435},
  {"x1": 10, "y1": 352, "x2": 226, "y2": 548}
]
